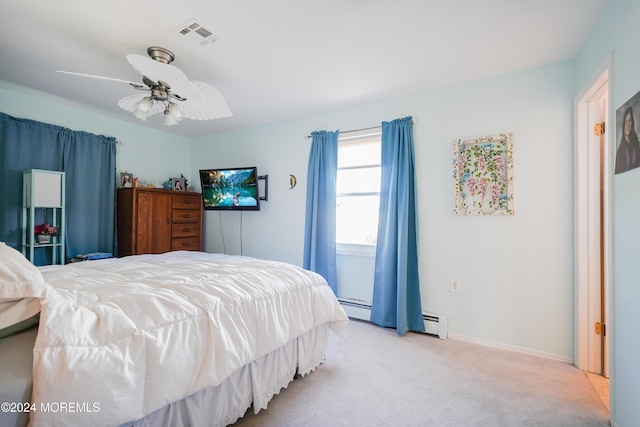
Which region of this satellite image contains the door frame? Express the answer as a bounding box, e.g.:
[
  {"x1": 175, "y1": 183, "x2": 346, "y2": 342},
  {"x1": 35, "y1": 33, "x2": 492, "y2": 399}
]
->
[{"x1": 574, "y1": 53, "x2": 613, "y2": 378}]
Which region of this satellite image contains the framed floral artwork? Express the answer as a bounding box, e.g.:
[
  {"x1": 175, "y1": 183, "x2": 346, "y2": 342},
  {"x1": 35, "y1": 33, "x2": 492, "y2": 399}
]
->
[{"x1": 453, "y1": 133, "x2": 514, "y2": 215}]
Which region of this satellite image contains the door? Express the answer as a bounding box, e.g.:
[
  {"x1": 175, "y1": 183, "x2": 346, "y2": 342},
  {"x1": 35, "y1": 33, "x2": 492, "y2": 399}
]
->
[
  {"x1": 592, "y1": 97, "x2": 609, "y2": 377},
  {"x1": 575, "y1": 57, "x2": 611, "y2": 379}
]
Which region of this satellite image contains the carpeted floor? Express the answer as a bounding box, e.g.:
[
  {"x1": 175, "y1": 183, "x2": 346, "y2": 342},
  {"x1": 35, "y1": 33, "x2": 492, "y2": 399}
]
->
[{"x1": 233, "y1": 319, "x2": 610, "y2": 427}]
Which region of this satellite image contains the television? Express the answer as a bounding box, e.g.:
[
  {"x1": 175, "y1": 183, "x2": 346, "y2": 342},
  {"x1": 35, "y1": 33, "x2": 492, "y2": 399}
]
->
[{"x1": 199, "y1": 167, "x2": 261, "y2": 211}]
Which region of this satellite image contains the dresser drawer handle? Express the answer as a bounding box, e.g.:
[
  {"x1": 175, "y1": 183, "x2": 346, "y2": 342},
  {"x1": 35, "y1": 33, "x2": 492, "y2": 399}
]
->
[
  {"x1": 183, "y1": 215, "x2": 191, "y2": 219},
  {"x1": 182, "y1": 228, "x2": 190, "y2": 232},
  {"x1": 182, "y1": 243, "x2": 190, "y2": 247}
]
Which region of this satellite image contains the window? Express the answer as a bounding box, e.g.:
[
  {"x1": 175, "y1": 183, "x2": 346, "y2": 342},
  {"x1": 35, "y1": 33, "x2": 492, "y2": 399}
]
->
[{"x1": 336, "y1": 132, "x2": 381, "y2": 249}]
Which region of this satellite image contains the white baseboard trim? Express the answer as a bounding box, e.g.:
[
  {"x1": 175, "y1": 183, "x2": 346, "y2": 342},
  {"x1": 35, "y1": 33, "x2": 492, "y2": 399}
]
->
[
  {"x1": 448, "y1": 333, "x2": 574, "y2": 364},
  {"x1": 341, "y1": 304, "x2": 371, "y2": 321}
]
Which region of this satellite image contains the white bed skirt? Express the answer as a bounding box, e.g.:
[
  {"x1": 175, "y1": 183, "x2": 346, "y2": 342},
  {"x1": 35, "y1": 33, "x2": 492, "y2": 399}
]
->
[{"x1": 124, "y1": 322, "x2": 331, "y2": 427}]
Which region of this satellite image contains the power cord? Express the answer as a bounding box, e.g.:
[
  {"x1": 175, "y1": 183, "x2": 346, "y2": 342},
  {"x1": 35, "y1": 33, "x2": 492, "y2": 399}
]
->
[
  {"x1": 218, "y1": 212, "x2": 226, "y2": 254},
  {"x1": 218, "y1": 211, "x2": 243, "y2": 256},
  {"x1": 240, "y1": 211, "x2": 243, "y2": 256}
]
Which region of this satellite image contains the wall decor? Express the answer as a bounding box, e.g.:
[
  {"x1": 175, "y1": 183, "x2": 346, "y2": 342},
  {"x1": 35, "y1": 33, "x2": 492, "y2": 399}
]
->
[
  {"x1": 615, "y1": 89, "x2": 640, "y2": 174},
  {"x1": 453, "y1": 133, "x2": 514, "y2": 215}
]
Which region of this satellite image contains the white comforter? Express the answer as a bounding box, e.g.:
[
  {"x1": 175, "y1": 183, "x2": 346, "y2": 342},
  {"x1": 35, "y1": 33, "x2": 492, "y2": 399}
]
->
[{"x1": 29, "y1": 251, "x2": 348, "y2": 427}]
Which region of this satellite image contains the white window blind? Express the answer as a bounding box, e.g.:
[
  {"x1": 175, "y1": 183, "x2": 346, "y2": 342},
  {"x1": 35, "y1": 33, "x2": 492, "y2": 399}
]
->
[{"x1": 336, "y1": 132, "x2": 381, "y2": 247}]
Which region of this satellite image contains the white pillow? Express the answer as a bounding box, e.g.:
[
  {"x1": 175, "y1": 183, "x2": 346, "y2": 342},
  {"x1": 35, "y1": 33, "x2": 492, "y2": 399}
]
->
[{"x1": 0, "y1": 242, "x2": 49, "y2": 330}]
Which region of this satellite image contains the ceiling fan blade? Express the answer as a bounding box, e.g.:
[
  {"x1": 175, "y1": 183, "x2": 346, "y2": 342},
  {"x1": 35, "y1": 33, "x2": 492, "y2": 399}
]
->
[
  {"x1": 126, "y1": 54, "x2": 204, "y2": 102},
  {"x1": 57, "y1": 70, "x2": 144, "y2": 88},
  {"x1": 177, "y1": 81, "x2": 233, "y2": 120}
]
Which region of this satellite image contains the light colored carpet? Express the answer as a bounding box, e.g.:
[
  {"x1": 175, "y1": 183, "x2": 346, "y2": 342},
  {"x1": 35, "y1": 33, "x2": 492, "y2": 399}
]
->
[{"x1": 233, "y1": 320, "x2": 610, "y2": 427}]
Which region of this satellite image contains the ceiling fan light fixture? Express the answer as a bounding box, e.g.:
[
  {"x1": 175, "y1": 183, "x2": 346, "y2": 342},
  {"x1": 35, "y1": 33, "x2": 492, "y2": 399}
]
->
[
  {"x1": 133, "y1": 109, "x2": 151, "y2": 122},
  {"x1": 163, "y1": 102, "x2": 183, "y2": 126},
  {"x1": 163, "y1": 112, "x2": 179, "y2": 127},
  {"x1": 137, "y1": 97, "x2": 153, "y2": 112},
  {"x1": 167, "y1": 102, "x2": 182, "y2": 119},
  {"x1": 132, "y1": 97, "x2": 154, "y2": 121},
  {"x1": 164, "y1": 115, "x2": 178, "y2": 127}
]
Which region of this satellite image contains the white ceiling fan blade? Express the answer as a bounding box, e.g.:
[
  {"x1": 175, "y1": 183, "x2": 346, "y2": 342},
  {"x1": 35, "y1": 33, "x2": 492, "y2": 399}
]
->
[
  {"x1": 57, "y1": 70, "x2": 142, "y2": 87},
  {"x1": 177, "y1": 81, "x2": 233, "y2": 120},
  {"x1": 126, "y1": 54, "x2": 204, "y2": 102}
]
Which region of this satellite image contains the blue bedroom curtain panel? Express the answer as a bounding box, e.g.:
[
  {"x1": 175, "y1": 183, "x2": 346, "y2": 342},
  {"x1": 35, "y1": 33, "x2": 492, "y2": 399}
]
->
[
  {"x1": 303, "y1": 130, "x2": 339, "y2": 293},
  {"x1": 0, "y1": 112, "x2": 117, "y2": 263},
  {"x1": 370, "y1": 116, "x2": 425, "y2": 335},
  {"x1": 61, "y1": 128, "x2": 117, "y2": 257}
]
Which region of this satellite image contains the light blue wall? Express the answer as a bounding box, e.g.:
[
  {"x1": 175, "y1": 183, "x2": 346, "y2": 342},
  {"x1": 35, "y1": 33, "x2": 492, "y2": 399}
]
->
[
  {"x1": 191, "y1": 120, "x2": 311, "y2": 265},
  {"x1": 0, "y1": 86, "x2": 193, "y2": 186},
  {"x1": 574, "y1": 0, "x2": 640, "y2": 425},
  {"x1": 193, "y1": 60, "x2": 576, "y2": 360}
]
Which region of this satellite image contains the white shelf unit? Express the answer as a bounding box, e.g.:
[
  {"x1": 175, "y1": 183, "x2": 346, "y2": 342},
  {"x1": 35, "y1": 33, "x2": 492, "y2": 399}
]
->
[{"x1": 22, "y1": 169, "x2": 66, "y2": 265}]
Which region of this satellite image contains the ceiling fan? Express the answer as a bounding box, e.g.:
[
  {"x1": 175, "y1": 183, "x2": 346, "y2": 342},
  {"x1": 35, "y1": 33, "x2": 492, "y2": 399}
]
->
[{"x1": 58, "y1": 46, "x2": 232, "y2": 126}]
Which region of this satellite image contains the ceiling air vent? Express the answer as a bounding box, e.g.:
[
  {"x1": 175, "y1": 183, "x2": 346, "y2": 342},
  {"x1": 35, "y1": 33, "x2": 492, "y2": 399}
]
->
[{"x1": 175, "y1": 19, "x2": 217, "y2": 45}]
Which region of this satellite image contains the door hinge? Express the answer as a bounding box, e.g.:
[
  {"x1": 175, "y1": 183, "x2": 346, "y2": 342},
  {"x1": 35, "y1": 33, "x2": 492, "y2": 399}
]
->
[
  {"x1": 595, "y1": 322, "x2": 606, "y2": 336},
  {"x1": 594, "y1": 122, "x2": 605, "y2": 136}
]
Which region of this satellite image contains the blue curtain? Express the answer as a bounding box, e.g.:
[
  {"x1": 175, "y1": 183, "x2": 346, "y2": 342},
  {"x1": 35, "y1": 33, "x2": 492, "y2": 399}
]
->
[
  {"x1": 370, "y1": 116, "x2": 424, "y2": 335},
  {"x1": 0, "y1": 112, "x2": 117, "y2": 264},
  {"x1": 303, "y1": 130, "x2": 338, "y2": 293}
]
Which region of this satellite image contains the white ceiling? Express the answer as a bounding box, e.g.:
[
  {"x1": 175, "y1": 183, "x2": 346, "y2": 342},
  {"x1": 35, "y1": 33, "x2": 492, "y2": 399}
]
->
[{"x1": 0, "y1": 0, "x2": 608, "y2": 139}]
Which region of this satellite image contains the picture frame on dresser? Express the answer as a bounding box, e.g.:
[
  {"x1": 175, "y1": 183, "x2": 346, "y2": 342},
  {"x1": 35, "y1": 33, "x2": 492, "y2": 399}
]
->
[
  {"x1": 172, "y1": 177, "x2": 185, "y2": 191},
  {"x1": 120, "y1": 172, "x2": 133, "y2": 188}
]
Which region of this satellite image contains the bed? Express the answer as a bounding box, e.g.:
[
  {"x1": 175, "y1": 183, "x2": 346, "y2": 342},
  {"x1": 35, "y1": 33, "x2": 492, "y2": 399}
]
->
[{"x1": 0, "y1": 243, "x2": 349, "y2": 427}]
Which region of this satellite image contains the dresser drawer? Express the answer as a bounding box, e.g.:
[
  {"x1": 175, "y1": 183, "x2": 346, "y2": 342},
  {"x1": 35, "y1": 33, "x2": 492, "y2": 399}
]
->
[
  {"x1": 173, "y1": 195, "x2": 201, "y2": 209},
  {"x1": 172, "y1": 223, "x2": 200, "y2": 238},
  {"x1": 172, "y1": 209, "x2": 201, "y2": 223},
  {"x1": 171, "y1": 236, "x2": 201, "y2": 251}
]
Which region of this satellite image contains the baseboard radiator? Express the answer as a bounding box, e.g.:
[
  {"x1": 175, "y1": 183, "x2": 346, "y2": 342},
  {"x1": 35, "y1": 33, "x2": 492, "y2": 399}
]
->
[{"x1": 338, "y1": 298, "x2": 448, "y2": 339}]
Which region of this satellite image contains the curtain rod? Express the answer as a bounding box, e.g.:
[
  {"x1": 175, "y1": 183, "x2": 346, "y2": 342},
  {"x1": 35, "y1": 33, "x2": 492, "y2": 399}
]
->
[
  {"x1": 305, "y1": 125, "x2": 380, "y2": 139},
  {"x1": 304, "y1": 120, "x2": 414, "y2": 139}
]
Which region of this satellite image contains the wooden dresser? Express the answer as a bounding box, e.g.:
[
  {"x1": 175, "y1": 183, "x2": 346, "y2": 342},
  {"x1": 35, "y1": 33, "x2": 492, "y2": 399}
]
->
[{"x1": 117, "y1": 188, "x2": 203, "y2": 257}]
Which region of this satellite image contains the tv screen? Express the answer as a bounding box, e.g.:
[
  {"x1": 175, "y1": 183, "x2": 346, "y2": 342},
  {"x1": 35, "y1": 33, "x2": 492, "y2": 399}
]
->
[{"x1": 199, "y1": 167, "x2": 261, "y2": 211}]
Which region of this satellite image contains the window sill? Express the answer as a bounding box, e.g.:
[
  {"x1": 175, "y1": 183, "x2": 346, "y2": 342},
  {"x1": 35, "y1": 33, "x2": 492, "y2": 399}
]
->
[{"x1": 337, "y1": 243, "x2": 376, "y2": 257}]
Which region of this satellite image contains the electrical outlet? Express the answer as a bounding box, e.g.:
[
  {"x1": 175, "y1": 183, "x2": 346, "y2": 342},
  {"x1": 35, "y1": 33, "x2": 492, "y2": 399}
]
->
[{"x1": 450, "y1": 278, "x2": 461, "y2": 293}]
